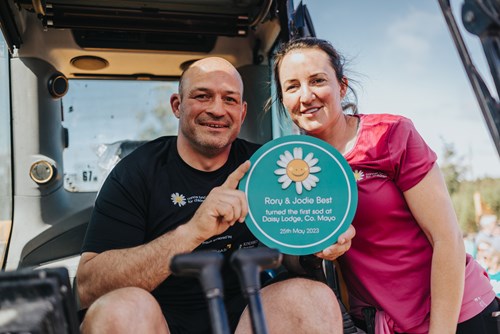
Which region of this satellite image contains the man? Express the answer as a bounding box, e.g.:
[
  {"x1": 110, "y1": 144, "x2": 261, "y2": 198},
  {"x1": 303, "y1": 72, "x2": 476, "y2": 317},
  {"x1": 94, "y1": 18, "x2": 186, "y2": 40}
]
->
[{"x1": 76, "y1": 57, "x2": 348, "y2": 333}]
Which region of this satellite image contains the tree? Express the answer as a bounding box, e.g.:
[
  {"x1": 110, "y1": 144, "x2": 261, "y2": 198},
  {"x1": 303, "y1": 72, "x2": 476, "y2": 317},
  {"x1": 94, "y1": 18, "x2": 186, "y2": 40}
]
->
[
  {"x1": 439, "y1": 140, "x2": 467, "y2": 195},
  {"x1": 475, "y1": 178, "x2": 500, "y2": 217},
  {"x1": 439, "y1": 140, "x2": 476, "y2": 232},
  {"x1": 451, "y1": 182, "x2": 477, "y2": 233}
]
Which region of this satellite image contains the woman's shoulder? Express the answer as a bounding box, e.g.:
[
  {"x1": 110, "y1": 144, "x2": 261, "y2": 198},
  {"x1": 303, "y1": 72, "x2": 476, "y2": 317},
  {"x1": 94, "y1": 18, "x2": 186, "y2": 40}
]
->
[
  {"x1": 359, "y1": 113, "x2": 417, "y2": 139},
  {"x1": 359, "y1": 113, "x2": 411, "y2": 126}
]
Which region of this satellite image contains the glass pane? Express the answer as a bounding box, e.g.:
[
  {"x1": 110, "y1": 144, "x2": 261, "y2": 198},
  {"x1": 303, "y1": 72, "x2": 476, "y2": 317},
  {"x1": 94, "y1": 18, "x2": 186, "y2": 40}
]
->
[
  {"x1": 62, "y1": 80, "x2": 179, "y2": 192},
  {"x1": 0, "y1": 32, "x2": 12, "y2": 266}
]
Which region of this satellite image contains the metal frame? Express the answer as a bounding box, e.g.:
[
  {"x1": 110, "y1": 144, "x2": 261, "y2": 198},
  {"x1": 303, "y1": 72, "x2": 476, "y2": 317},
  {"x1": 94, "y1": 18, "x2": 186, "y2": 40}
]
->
[{"x1": 438, "y1": 0, "x2": 500, "y2": 156}]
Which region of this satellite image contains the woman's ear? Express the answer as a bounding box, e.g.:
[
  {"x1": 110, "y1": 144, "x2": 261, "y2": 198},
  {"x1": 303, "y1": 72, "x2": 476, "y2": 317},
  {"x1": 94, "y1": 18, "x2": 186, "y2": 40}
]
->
[{"x1": 340, "y1": 77, "x2": 348, "y2": 99}]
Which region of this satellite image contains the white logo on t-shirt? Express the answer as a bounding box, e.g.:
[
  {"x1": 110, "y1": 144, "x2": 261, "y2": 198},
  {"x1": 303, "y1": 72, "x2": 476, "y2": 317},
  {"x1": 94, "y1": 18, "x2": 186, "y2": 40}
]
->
[
  {"x1": 353, "y1": 169, "x2": 387, "y2": 182},
  {"x1": 353, "y1": 170, "x2": 365, "y2": 181},
  {"x1": 170, "y1": 193, "x2": 207, "y2": 207},
  {"x1": 171, "y1": 192, "x2": 186, "y2": 207}
]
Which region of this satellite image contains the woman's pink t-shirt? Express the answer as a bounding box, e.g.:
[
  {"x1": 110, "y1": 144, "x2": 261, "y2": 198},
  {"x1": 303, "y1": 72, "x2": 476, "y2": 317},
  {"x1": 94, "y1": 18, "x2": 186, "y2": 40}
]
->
[{"x1": 340, "y1": 114, "x2": 495, "y2": 332}]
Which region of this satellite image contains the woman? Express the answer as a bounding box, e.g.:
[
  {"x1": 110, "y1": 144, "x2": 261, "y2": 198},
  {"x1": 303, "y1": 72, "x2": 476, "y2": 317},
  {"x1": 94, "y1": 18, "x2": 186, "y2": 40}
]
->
[{"x1": 272, "y1": 37, "x2": 498, "y2": 334}]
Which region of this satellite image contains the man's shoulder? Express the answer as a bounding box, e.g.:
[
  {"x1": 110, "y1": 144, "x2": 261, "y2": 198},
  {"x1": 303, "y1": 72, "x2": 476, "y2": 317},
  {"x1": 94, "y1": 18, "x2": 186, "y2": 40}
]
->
[
  {"x1": 231, "y1": 138, "x2": 262, "y2": 162},
  {"x1": 233, "y1": 138, "x2": 261, "y2": 154},
  {"x1": 139, "y1": 136, "x2": 176, "y2": 150},
  {"x1": 112, "y1": 136, "x2": 176, "y2": 173},
  {"x1": 123, "y1": 136, "x2": 176, "y2": 158}
]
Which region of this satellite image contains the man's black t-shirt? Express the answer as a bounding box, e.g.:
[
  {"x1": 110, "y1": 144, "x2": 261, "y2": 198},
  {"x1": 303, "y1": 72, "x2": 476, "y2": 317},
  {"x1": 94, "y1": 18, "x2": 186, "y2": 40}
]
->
[{"x1": 82, "y1": 136, "x2": 260, "y2": 311}]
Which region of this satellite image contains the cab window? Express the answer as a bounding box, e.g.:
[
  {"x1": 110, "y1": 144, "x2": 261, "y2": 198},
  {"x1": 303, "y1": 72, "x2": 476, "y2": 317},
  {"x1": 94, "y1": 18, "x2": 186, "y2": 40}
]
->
[{"x1": 62, "y1": 80, "x2": 179, "y2": 192}]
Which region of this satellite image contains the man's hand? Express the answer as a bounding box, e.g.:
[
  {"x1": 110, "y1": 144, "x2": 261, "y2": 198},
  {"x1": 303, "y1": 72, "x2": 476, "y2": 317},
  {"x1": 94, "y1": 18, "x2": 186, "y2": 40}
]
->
[
  {"x1": 314, "y1": 225, "x2": 356, "y2": 261},
  {"x1": 187, "y1": 161, "x2": 251, "y2": 242}
]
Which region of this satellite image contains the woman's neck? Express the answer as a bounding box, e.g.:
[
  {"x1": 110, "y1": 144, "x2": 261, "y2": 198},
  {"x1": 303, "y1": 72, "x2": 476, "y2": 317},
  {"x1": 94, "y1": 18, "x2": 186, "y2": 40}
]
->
[{"x1": 313, "y1": 114, "x2": 359, "y2": 154}]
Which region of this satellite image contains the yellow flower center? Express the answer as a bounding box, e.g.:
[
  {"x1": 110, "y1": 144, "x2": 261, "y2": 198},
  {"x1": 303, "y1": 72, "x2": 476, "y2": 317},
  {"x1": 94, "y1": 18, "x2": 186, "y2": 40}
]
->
[{"x1": 286, "y1": 159, "x2": 310, "y2": 182}]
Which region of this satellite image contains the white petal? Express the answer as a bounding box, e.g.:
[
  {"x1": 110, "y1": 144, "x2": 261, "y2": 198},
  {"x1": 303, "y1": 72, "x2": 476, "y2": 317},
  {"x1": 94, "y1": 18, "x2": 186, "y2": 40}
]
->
[
  {"x1": 309, "y1": 174, "x2": 319, "y2": 183},
  {"x1": 283, "y1": 150, "x2": 294, "y2": 162},
  {"x1": 282, "y1": 178, "x2": 292, "y2": 189},
  {"x1": 293, "y1": 147, "x2": 303, "y2": 159},
  {"x1": 304, "y1": 153, "x2": 314, "y2": 163},
  {"x1": 280, "y1": 154, "x2": 293, "y2": 165},
  {"x1": 310, "y1": 166, "x2": 321, "y2": 173},
  {"x1": 277, "y1": 159, "x2": 288, "y2": 168},
  {"x1": 278, "y1": 175, "x2": 290, "y2": 183},
  {"x1": 274, "y1": 168, "x2": 287, "y2": 175},
  {"x1": 308, "y1": 158, "x2": 319, "y2": 167},
  {"x1": 303, "y1": 179, "x2": 312, "y2": 191},
  {"x1": 295, "y1": 181, "x2": 303, "y2": 194},
  {"x1": 302, "y1": 175, "x2": 316, "y2": 188}
]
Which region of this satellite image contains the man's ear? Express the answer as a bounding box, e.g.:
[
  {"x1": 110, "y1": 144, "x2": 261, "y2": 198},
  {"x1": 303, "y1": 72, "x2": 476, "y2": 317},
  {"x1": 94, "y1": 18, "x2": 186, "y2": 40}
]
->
[
  {"x1": 241, "y1": 101, "x2": 248, "y2": 123},
  {"x1": 170, "y1": 94, "x2": 181, "y2": 118}
]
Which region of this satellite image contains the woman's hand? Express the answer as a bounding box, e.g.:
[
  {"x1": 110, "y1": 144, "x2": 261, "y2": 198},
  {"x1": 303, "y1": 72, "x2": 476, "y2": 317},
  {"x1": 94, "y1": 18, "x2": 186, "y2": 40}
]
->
[{"x1": 315, "y1": 225, "x2": 356, "y2": 261}]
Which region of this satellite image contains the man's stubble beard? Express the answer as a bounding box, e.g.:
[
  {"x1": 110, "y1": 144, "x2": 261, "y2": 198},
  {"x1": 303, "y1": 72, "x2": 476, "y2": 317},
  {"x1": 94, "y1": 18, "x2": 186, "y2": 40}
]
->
[{"x1": 180, "y1": 122, "x2": 239, "y2": 157}]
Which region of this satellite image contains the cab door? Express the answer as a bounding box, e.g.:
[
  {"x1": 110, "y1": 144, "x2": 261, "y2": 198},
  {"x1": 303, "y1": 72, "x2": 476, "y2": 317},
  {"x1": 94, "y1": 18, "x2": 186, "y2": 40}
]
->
[
  {"x1": 0, "y1": 28, "x2": 13, "y2": 269},
  {"x1": 0, "y1": 0, "x2": 297, "y2": 277}
]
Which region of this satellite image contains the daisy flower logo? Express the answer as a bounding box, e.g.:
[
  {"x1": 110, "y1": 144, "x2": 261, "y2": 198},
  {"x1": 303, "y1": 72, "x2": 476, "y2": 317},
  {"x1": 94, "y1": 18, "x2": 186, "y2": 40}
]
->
[
  {"x1": 274, "y1": 147, "x2": 321, "y2": 195},
  {"x1": 171, "y1": 192, "x2": 186, "y2": 207},
  {"x1": 353, "y1": 170, "x2": 364, "y2": 182}
]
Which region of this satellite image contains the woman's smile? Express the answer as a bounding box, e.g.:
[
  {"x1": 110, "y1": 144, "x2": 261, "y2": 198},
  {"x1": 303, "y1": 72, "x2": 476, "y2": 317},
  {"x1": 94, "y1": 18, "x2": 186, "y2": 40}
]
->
[{"x1": 301, "y1": 106, "x2": 322, "y2": 115}]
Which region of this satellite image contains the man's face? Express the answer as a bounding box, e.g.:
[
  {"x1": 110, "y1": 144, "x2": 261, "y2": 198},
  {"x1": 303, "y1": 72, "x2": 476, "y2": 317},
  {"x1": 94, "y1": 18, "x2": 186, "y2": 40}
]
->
[{"x1": 171, "y1": 59, "x2": 247, "y2": 157}]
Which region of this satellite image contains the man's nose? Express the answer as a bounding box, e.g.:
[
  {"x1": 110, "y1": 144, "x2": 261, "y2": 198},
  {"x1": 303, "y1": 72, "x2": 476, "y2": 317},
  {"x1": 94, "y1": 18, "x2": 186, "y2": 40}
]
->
[{"x1": 206, "y1": 97, "x2": 226, "y2": 116}]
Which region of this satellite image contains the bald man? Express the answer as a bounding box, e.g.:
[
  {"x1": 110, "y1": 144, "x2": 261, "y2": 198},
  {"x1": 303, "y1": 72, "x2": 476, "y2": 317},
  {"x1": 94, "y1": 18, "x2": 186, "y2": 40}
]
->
[{"x1": 76, "y1": 57, "x2": 343, "y2": 334}]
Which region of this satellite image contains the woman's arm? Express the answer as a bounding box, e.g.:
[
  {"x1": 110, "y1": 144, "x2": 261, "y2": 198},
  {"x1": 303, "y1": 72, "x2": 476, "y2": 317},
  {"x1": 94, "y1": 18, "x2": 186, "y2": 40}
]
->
[{"x1": 403, "y1": 163, "x2": 465, "y2": 334}]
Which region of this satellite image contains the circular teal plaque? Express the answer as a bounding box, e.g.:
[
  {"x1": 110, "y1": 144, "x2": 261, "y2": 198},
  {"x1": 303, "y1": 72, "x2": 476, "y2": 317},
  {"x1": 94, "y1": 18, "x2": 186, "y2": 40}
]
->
[{"x1": 239, "y1": 135, "x2": 358, "y2": 255}]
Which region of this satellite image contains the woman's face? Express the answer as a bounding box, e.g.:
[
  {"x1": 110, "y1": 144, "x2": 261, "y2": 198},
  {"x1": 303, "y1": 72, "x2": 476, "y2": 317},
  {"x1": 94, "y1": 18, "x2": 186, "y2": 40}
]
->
[{"x1": 278, "y1": 48, "x2": 347, "y2": 137}]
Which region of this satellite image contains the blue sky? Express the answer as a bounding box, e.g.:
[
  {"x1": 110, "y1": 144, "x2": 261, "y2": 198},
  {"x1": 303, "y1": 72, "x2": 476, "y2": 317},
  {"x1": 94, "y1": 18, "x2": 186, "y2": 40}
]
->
[{"x1": 304, "y1": 0, "x2": 499, "y2": 179}]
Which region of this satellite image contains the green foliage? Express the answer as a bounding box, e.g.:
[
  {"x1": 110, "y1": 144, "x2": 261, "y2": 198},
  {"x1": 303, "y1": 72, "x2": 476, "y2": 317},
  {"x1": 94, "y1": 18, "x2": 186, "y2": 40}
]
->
[
  {"x1": 451, "y1": 182, "x2": 477, "y2": 233},
  {"x1": 439, "y1": 139, "x2": 500, "y2": 233},
  {"x1": 450, "y1": 179, "x2": 500, "y2": 234},
  {"x1": 440, "y1": 140, "x2": 467, "y2": 195},
  {"x1": 475, "y1": 178, "x2": 500, "y2": 215}
]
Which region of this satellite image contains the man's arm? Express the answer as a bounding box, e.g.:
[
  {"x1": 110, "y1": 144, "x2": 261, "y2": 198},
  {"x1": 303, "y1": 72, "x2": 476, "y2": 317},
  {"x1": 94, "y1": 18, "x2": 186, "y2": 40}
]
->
[
  {"x1": 77, "y1": 223, "x2": 201, "y2": 309},
  {"x1": 76, "y1": 161, "x2": 251, "y2": 309}
]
